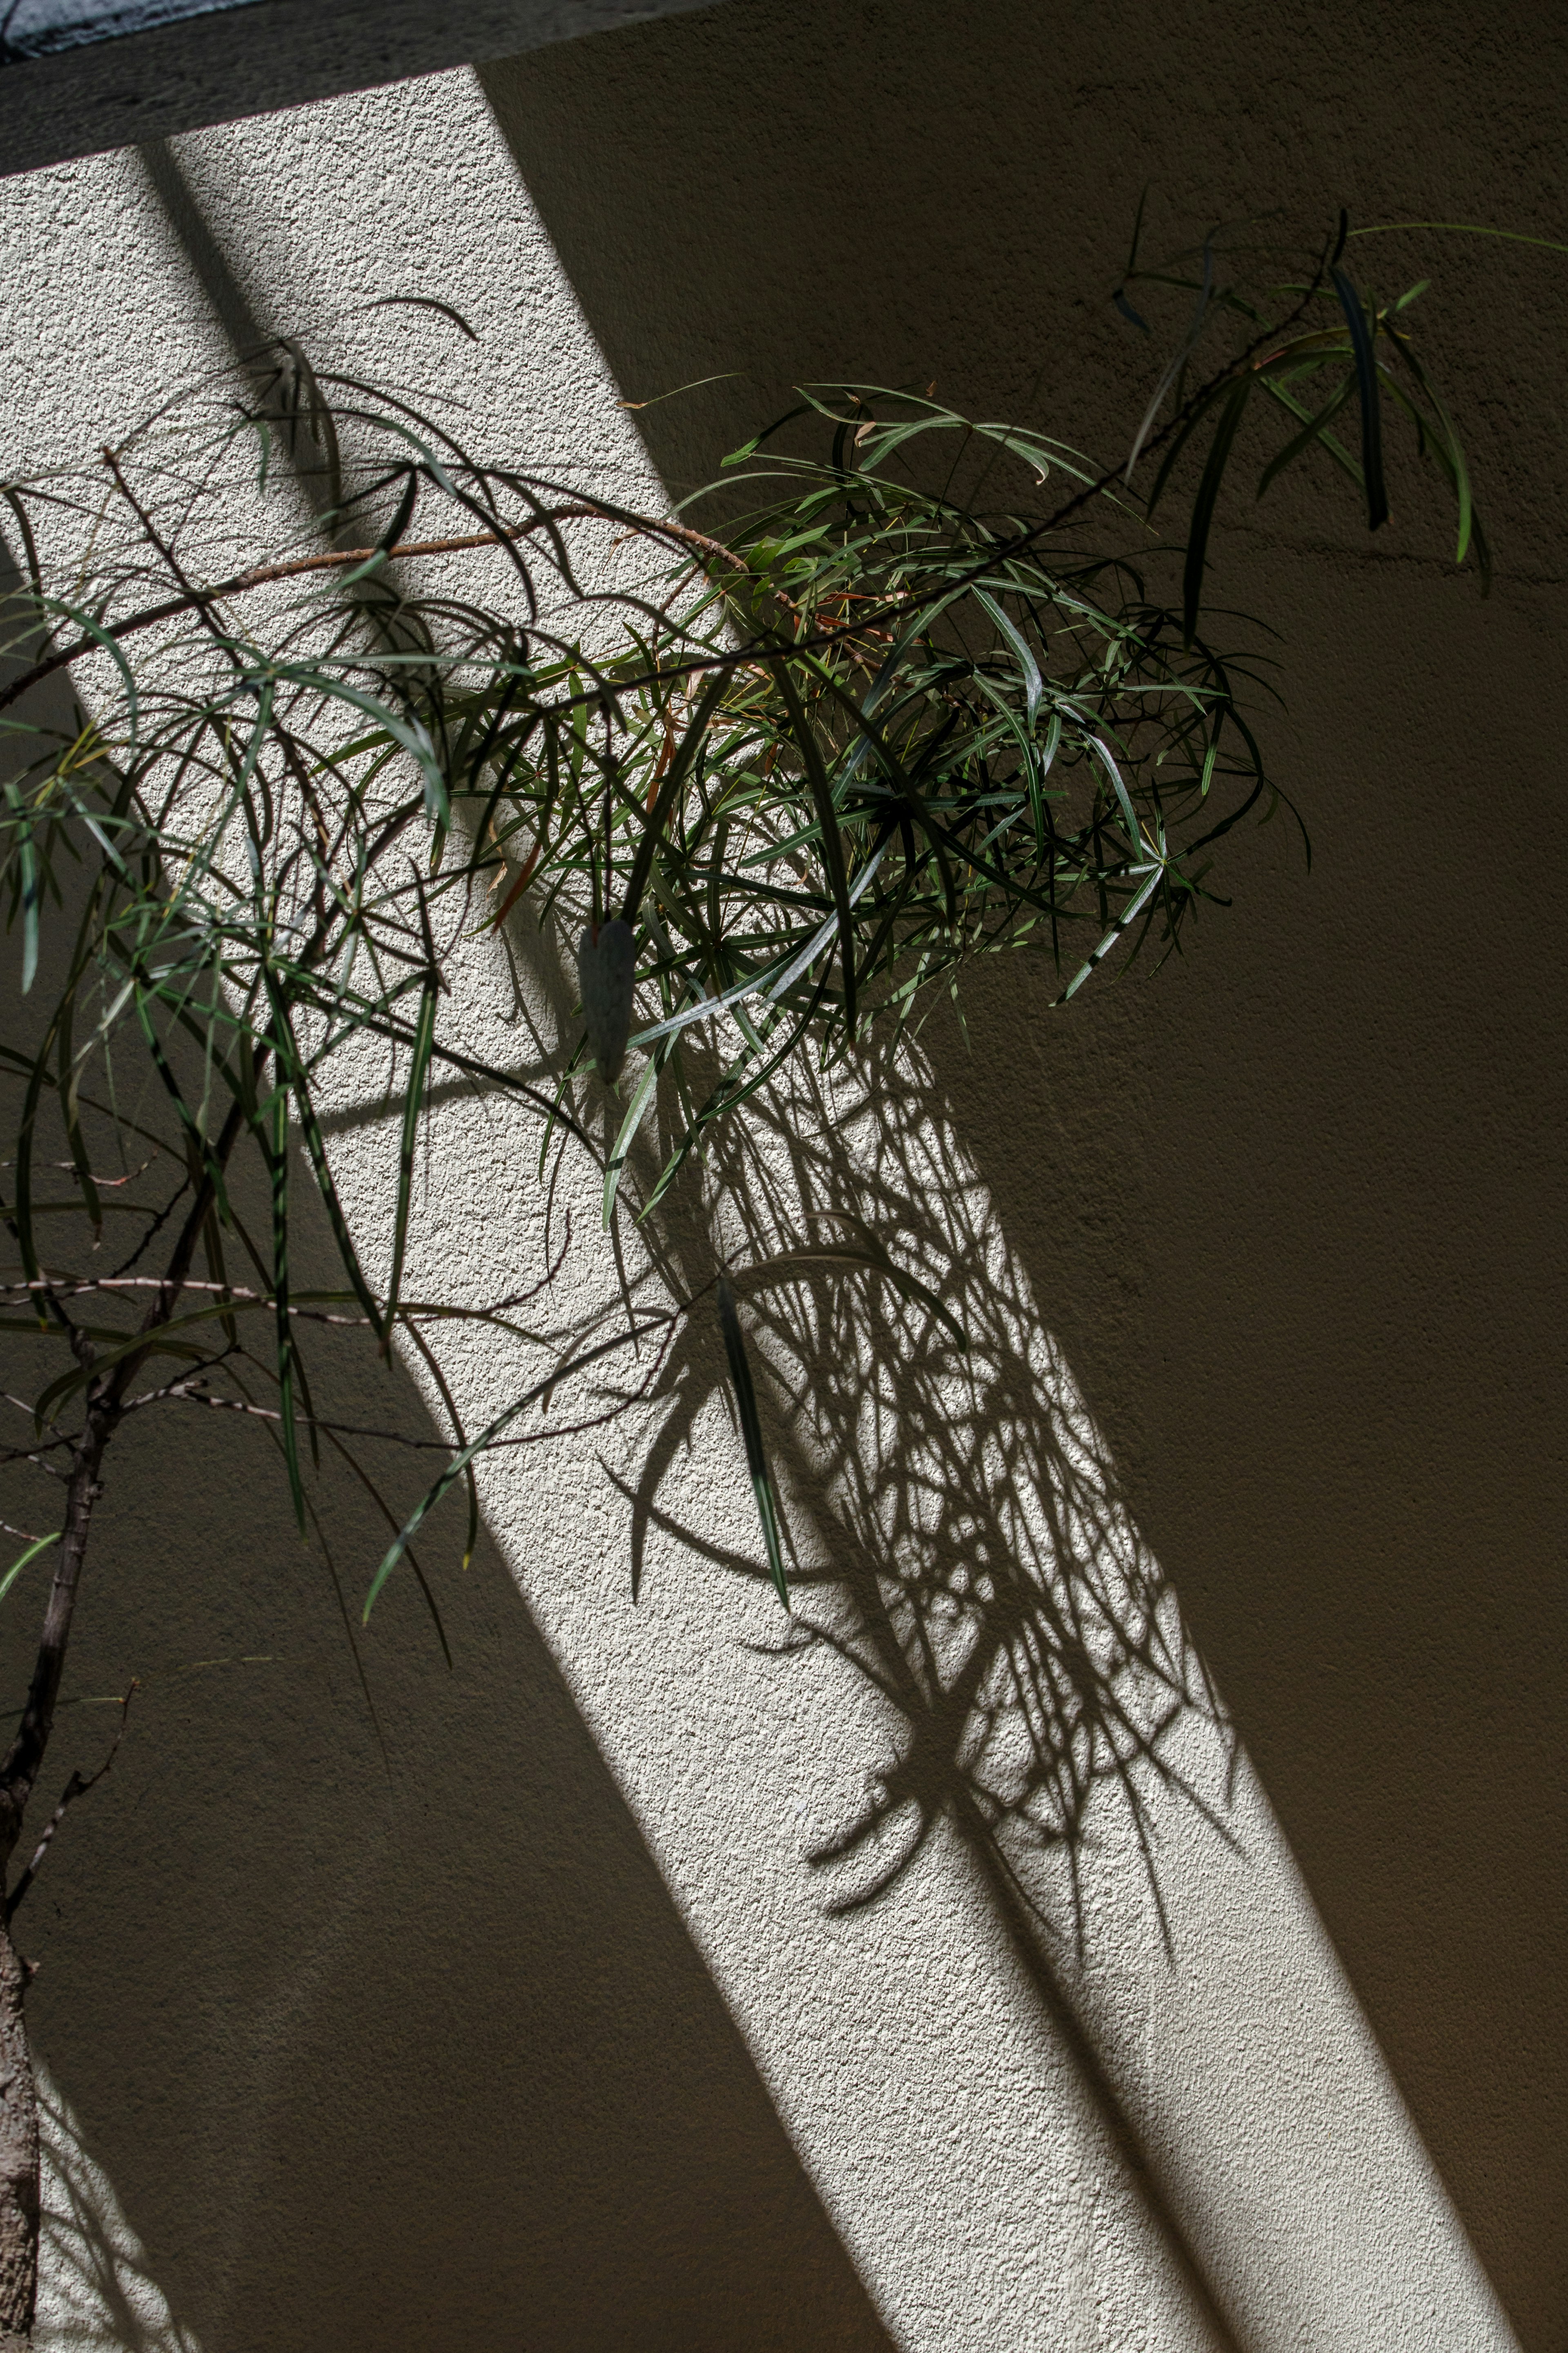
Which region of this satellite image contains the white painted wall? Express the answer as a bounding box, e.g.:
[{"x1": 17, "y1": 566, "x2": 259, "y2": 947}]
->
[{"x1": 0, "y1": 11, "x2": 1559, "y2": 2350}]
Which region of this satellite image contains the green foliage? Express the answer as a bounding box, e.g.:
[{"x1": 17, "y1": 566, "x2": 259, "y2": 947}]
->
[
  {"x1": 0, "y1": 213, "x2": 1491, "y2": 1612},
  {"x1": 1114, "y1": 207, "x2": 1494, "y2": 608}
]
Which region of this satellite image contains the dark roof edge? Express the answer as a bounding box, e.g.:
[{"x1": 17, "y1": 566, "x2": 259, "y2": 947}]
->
[{"x1": 0, "y1": 0, "x2": 720, "y2": 177}]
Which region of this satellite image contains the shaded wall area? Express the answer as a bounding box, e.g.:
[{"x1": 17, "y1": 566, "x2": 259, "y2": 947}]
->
[
  {"x1": 0, "y1": 100, "x2": 893, "y2": 2353},
  {"x1": 0, "y1": 1186, "x2": 891, "y2": 2353},
  {"x1": 0, "y1": 9, "x2": 1559, "y2": 2344},
  {"x1": 0, "y1": 0, "x2": 724, "y2": 178},
  {"x1": 0, "y1": 553, "x2": 888, "y2": 2353},
  {"x1": 479, "y1": 0, "x2": 1567, "y2": 2341}
]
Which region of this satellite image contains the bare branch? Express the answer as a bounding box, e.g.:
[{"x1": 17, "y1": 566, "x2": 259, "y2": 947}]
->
[
  {"x1": 4, "y1": 1679, "x2": 137, "y2": 1925},
  {"x1": 0, "y1": 501, "x2": 746, "y2": 716}
]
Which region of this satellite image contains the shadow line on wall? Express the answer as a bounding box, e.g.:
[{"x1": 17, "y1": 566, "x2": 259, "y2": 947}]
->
[{"x1": 9, "y1": 109, "x2": 1525, "y2": 2353}]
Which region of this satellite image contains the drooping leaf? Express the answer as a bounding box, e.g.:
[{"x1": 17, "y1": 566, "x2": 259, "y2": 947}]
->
[
  {"x1": 1182, "y1": 374, "x2": 1253, "y2": 644},
  {"x1": 385, "y1": 962, "x2": 439, "y2": 1339},
  {"x1": 1330, "y1": 268, "x2": 1390, "y2": 532},
  {"x1": 0, "y1": 1531, "x2": 58, "y2": 1605},
  {"x1": 768, "y1": 656, "x2": 857, "y2": 1036},
  {"x1": 715, "y1": 1273, "x2": 788, "y2": 1608},
  {"x1": 578, "y1": 917, "x2": 638, "y2": 1086}
]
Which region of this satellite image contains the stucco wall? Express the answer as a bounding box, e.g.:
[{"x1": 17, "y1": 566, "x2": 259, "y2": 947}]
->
[
  {"x1": 0, "y1": 4, "x2": 1561, "y2": 2349},
  {"x1": 0, "y1": 0, "x2": 720, "y2": 170}
]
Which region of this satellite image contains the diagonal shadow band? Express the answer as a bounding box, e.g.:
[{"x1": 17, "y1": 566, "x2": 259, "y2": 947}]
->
[
  {"x1": 131, "y1": 125, "x2": 1255, "y2": 2349},
  {"x1": 46, "y1": 106, "x2": 1522, "y2": 2353},
  {"x1": 597, "y1": 1035, "x2": 1252, "y2": 2349}
]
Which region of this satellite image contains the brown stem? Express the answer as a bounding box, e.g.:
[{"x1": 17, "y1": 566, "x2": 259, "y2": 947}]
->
[
  {"x1": 4, "y1": 1680, "x2": 137, "y2": 1928},
  {"x1": 0, "y1": 1914, "x2": 37, "y2": 2350},
  {"x1": 0, "y1": 1406, "x2": 113, "y2": 1875},
  {"x1": 0, "y1": 502, "x2": 745, "y2": 717},
  {"x1": 0, "y1": 1408, "x2": 120, "y2": 2350},
  {"x1": 0, "y1": 1092, "x2": 254, "y2": 2344},
  {"x1": 0, "y1": 1087, "x2": 252, "y2": 1873}
]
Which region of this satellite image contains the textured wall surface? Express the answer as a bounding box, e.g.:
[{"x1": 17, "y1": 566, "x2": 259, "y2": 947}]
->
[
  {"x1": 0, "y1": 0, "x2": 722, "y2": 176},
  {"x1": 0, "y1": 0, "x2": 256, "y2": 62},
  {"x1": 0, "y1": 5, "x2": 1561, "y2": 2350}
]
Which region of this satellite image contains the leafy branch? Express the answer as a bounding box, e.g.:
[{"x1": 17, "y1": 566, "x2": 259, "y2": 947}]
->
[{"x1": 0, "y1": 201, "x2": 1527, "y2": 2346}]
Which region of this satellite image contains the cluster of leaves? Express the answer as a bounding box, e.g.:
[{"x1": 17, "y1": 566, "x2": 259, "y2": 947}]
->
[
  {"x1": 0, "y1": 215, "x2": 1488, "y2": 1615},
  {"x1": 1113, "y1": 204, "x2": 1488, "y2": 618},
  {"x1": 523, "y1": 391, "x2": 1285, "y2": 1235}
]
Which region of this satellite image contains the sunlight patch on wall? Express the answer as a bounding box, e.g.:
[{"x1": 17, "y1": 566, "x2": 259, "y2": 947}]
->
[
  {"x1": 368, "y1": 987, "x2": 1521, "y2": 2353},
  {"x1": 0, "y1": 63, "x2": 1527, "y2": 2353},
  {"x1": 36, "y1": 2070, "x2": 202, "y2": 2353}
]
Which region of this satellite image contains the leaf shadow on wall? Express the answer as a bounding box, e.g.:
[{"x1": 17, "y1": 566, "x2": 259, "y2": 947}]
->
[
  {"x1": 0, "y1": 542, "x2": 894, "y2": 2353},
  {"x1": 478, "y1": 9, "x2": 1568, "y2": 2341},
  {"x1": 31, "y1": 64, "x2": 1551, "y2": 2343},
  {"x1": 4, "y1": 1153, "x2": 899, "y2": 2353},
  {"x1": 605, "y1": 1036, "x2": 1252, "y2": 2353}
]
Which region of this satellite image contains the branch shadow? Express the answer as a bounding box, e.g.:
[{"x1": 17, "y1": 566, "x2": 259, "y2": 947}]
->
[
  {"x1": 35, "y1": 2072, "x2": 202, "y2": 2353},
  {"x1": 3, "y1": 1133, "x2": 899, "y2": 2353},
  {"x1": 604, "y1": 1028, "x2": 1252, "y2": 2348},
  {"x1": 0, "y1": 511, "x2": 895, "y2": 2350},
  {"x1": 9, "y1": 74, "x2": 1550, "y2": 2350},
  {"x1": 477, "y1": 14, "x2": 1568, "y2": 2340}
]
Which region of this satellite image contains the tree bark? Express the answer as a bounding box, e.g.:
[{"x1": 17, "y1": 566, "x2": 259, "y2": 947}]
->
[
  {"x1": 0, "y1": 1919, "x2": 37, "y2": 2351},
  {"x1": 0, "y1": 1404, "x2": 113, "y2": 2350},
  {"x1": 0, "y1": 1409, "x2": 112, "y2": 1872},
  {"x1": 0, "y1": 1086, "x2": 252, "y2": 2340}
]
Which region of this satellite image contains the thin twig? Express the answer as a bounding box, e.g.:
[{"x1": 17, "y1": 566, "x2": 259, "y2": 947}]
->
[
  {"x1": 0, "y1": 1449, "x2": 71, "y2": 1476},
  {"x1": 0, "y1": 1271, "x2": 578, "y2": 1329},
  {"x1": 0, "y1": 252, "x2": 1332, "y2": 734},
  {"x1": 0, "y1": 503, "x2": 745, "y2": 714},
  {"x1": 4, "y1": 1678, "x2": 138, "y2": 1925},
  {"x1": 134, "y1": 1354, "x2": 675, "y2": 1450}
]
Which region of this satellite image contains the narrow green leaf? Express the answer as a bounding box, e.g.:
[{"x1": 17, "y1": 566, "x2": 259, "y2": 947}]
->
[
  {"x1": 1182, "y1": 375, "x2": 1252, "y2": 645},
  {"x1": 716, "y1": 1274, "x2": 788, "y2": 1608},
  {"x1": 6, "y1": 790, "x2": 39, "y2": 994},
  {"x1": 1350, "y1": 220, "x2": 1568, "y2": 257},
  {"x1": 974, "y1": 590, "x2": 1044, "y2": 725},
  {"x1": 1382, "y1": 325, "x2": 1476, "y2": 564},
  {"x1": 385, "y1": 966, "x2": 439, "y2": 1337},
  {"x1": 768, "y1": 657, "x2": 857, "y2": 1038},
  {"x1": 397, "y1": 1318, "x2": 480, "y2": 1581},
  {"x1": 619, "y1": 669, "x2": 731, "y2": 926},
  {"x1": 265, "y1": 972, "x2": 379, "y2": 1314},
  {"x1": 603, "y1": 1043, "x2": 663, "y2": 1229},
  {"x1": 1330, "y1": 268, "x2": 1389, "y2": 531},
  {"x1": 1255, "y1": 369, "x2": 1355, "y2": 500},
  {"x1": 268, "y1": 1078, "x2": 306, "y2": 1535},
  {"x1": 1144, "y1": 370, "x2": 1240, "y2": 518},
  {"x1": 1060, "y1": 865, "x2": 1164, "y2": 1001},
  {"x1": 0, "y1": 1531, "x2": 57, "y2": 1605},
  {"x1": 56, "y1": 987, "x2": 102, "y2": 1241}
]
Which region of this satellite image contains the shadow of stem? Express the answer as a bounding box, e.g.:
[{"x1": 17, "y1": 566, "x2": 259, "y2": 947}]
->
[
  {"x1": 124, "y1": 139, "x2": 1250, "y2": 2337},
  {"x1": 35, "y1": 2072, "x2": 202, "y2": 2353},
  {"x1": 598, "y1": 1020, "x2": 1252, "y2": 2351}
]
